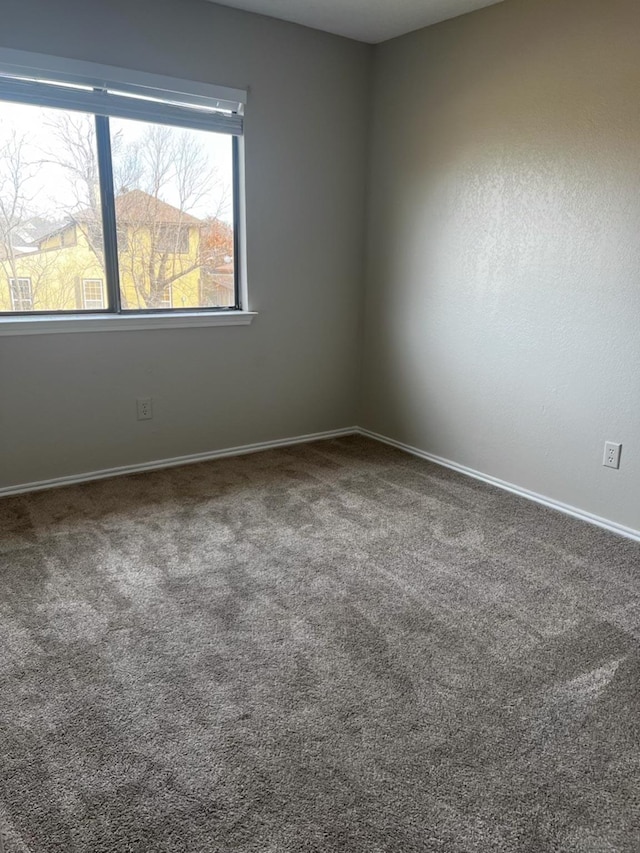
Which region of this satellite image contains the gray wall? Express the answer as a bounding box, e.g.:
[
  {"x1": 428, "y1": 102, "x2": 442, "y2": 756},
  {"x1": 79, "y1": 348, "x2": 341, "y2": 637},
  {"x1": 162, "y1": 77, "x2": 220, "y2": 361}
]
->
[
  {"x1": 362, "y1": 0, "x2": 640, "y2": 531},
  {"x1": 0, "y1": 0, "x2": 371, "y2": 487},
  {"x1": 3, "y1": 0, "x2": 638, "y2": 535}
]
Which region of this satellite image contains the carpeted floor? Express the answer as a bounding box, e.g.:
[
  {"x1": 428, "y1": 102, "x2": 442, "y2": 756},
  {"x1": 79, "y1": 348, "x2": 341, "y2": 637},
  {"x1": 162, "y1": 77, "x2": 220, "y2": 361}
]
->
[{"x1": 0, "y1": 435, "x2": 639, "y2": 852}]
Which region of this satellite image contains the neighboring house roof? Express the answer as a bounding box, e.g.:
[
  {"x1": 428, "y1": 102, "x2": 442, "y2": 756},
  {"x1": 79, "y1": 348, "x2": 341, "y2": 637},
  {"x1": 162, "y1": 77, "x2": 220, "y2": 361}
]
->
[
  {"x1": 9, "y1": 192, "x2": 234, "y2": 261},
  {"x1": 113, "y1": 190, "x2": 201, "y2": 226},
  {"x1": 4, "y1": 216, "x2": 67, "y2": 253},
  {"x1": 18, "y1": 217, "x2": 68, "y2": 245},
  {"x1": 27, "y1": 190, "x2": 203, "y2": 248}
]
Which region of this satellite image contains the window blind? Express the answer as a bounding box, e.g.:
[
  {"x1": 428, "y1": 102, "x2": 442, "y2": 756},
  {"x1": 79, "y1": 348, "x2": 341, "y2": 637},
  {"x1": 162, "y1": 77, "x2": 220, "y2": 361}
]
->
[{"x1": 0, "y1": 49, "x2": 245, "y2": 135}]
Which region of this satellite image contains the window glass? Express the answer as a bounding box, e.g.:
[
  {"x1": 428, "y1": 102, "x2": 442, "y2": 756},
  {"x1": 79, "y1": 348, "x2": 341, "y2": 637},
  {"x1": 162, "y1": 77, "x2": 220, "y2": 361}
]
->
[
  {"x1": 0, "y1": 102, "x2": 106, "y2": 313},
  {"x1": 109, "y1": 118, "x2": 235, "y2": 311}
]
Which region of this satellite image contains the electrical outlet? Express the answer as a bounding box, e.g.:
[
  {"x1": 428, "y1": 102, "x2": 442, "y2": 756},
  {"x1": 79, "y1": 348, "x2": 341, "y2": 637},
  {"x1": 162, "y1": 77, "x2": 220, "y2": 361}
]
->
[
  {"x1": 137, "y1": 397, "x2": 153, "y2": 421},
  {"x1": 603, "y1": 441, "x2": 622, "y2": 470}
]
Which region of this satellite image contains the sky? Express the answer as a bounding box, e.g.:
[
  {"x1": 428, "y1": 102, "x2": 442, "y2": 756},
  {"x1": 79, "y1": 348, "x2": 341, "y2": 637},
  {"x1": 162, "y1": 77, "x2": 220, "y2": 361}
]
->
[{"x1": 0, "y1": 100, "x2": 234, "y2": 227}]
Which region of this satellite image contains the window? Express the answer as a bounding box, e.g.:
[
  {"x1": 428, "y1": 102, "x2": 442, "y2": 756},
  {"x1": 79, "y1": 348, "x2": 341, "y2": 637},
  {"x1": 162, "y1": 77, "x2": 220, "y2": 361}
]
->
[
  {"x1": 9, "y1": 277, "x2": 33, "y2": 311},
  {"x1": 160, "y1": 285, "x2": 173, "y2": 309},
  {"x1": 155, "y1": 226, "x2": 190, "y2": 255},
  {"x1": 82, "y1": 278, "x2": 105, "y2": 310},
  {"x1": 0, "y1": 52, "x2": 245, "y2": 320}
]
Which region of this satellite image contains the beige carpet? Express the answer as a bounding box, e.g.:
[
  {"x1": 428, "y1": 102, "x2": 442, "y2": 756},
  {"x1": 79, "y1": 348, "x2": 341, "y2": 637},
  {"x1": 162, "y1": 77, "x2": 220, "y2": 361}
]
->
[{"x1": 0, "y1": 435, "x2": 639, "y2": 852}]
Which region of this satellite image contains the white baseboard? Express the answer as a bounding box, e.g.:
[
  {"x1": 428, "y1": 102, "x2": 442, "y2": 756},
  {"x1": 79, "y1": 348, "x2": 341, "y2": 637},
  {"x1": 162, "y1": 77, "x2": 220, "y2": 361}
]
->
[
  {"x1": 358, "y1": 428, "x2": 640, "y2": 544},
  {"x1": 0, "y1": 427, "x2": 358, "y2": 499},
  {"x1": 3, "y1": 424, "x2": 638, "y2": 544}
]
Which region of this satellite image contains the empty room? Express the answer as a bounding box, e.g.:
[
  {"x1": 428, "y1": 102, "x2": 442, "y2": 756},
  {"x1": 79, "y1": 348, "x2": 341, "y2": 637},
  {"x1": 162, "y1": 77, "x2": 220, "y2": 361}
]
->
[{"x1": 0, "y1": 0, "x2": 638, "y2": 850}]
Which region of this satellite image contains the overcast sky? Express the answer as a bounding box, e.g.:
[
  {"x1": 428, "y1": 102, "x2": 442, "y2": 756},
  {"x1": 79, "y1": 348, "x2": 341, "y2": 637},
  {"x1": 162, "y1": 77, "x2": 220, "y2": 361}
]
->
[{"x1": 0, "y1": 100, "x2": 234, "y2": 225}]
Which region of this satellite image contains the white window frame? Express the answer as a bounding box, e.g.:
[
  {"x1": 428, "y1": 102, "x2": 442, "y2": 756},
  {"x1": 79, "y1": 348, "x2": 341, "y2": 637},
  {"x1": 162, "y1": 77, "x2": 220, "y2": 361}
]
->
[
  {"x1": 9, "y1": 277, "x2": 33, "y2": 311},
  {"x1": 0, "y1": 48, "x2": 253, "y2": 336},
  {"x1": 82, "y1": 278, "x2": 105, "y2": 310}
]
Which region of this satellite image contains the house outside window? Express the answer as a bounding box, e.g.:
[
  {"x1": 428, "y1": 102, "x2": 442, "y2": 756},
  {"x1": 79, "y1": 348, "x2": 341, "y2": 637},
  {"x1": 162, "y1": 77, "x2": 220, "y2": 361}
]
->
[{"x1": 0, "y1": 52, "x2": 245, "y2": 322}]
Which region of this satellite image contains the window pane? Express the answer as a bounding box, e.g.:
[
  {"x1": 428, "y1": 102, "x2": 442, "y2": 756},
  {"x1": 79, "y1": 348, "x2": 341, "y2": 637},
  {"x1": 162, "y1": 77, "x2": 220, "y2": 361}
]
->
[
  {"x1": 0, "y1": 101, "x2": 106, "y2": 313},
  {"x1": 82, "y1": 278, "x2": 105, "y2": 309},
  {"x1": 109, "y1": 118, "x2": 235, "y2": 311}
]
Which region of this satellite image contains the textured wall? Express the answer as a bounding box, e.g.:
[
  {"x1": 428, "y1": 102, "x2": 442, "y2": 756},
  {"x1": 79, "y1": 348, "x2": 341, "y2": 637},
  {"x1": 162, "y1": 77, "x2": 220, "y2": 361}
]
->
[
  {"x1": 362, "y1": 0, "x2": 640, "y2": 531},
  {"x1": 0, "y1": 0, "x2": 370, "y2": 487}
]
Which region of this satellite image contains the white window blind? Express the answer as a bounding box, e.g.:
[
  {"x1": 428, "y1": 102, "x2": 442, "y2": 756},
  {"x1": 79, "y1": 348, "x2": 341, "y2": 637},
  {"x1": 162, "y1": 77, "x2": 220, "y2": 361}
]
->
[{"x1": 0, "y1": 49, "x2": 245, "y2": 135}]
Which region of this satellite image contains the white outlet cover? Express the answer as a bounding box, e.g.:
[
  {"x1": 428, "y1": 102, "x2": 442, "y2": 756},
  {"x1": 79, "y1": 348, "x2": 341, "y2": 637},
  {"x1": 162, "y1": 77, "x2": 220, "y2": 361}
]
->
[{"x1": 603, "y1": 442, "x2": 622, "y2": 470}]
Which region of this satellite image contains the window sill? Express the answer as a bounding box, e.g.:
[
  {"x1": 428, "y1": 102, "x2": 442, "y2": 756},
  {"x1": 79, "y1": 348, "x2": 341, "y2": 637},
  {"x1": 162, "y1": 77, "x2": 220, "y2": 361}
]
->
[{"x1": 0, "y1": 311, "x2": 258, "y2": 336}]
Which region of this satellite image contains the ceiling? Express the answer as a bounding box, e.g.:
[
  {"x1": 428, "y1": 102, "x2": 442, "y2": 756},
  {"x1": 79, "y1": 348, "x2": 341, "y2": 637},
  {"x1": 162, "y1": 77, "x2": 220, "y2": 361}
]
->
[{"x1": 205, "y1": 0, "x2": 505, "y2": 43}]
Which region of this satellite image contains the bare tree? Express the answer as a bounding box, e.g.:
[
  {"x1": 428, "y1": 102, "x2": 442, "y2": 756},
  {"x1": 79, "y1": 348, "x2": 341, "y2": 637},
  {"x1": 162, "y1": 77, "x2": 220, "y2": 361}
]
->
[
  {"x1": 112, "y1": 131, "x2": 143, "y2": 196},
  {"x1": 0, "y1": 132, "x2": 34, "y2": 280},
  {"x1": 43, "y1": 113, "x2": 100, "y2": 212},
  {"x1": 0, "y1": 132, "x2": 65, "y2": 309},
  {"x1": 40, "y1": 113, "x2": 105, "y2": 268}
]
